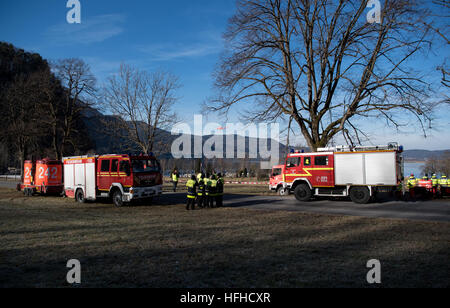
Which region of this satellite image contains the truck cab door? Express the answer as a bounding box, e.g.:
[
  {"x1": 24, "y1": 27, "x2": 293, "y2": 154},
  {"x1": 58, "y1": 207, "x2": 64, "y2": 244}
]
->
[
  {"x1": 98, "y1": 159, "x2": 111, "y2": 191},
  {"x1": 284, "y1": 157, "x2": 301, "y2": 184},
  {"x1": 119, "y1": 160, "x2": 132, "y2": 188},
  {"x1": 110, "y1": 159, "x2": 120, "y2": 184},
  {"x1": 311, "y1": 155, "x2": 334, "y2": 187}
]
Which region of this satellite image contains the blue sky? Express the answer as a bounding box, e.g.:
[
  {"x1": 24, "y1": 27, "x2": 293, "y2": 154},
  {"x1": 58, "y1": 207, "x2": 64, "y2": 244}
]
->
[{"x1": 1, "y1": 0, "x2": 449, "y2": 150}]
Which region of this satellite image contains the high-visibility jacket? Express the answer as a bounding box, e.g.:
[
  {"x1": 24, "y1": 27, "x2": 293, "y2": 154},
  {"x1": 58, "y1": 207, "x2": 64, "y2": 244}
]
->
[
  {"x1": 172, "y1": 173, "x2": 179, "y2": 182},
  {"x1": 197, "y1": 173, "x2": 202, "y2": 181},
  {"x1": 439, "y1": 177, "x2": 448, "y2": 186},
  {"x1": 186, "y1": 179, "x2": 197, "y2": 199},
  {"x1": 431, "y1": 176, "x2": 439, "y2": 187},
  {"x1": 407, "y1": 177, "x2": 417, "y2": 188},
  {"x1": 197, "y1": 179, "x2": 205, "y2": 196},
  {"x1": 204, "y1": 179, "x2": 212, "y2": 196},
  {"x1": 210, "y1": 179, "x2": 217, "y2": 197},
  {"x1": 217, "y1": 177, "x2": 224, "y2": 195}
]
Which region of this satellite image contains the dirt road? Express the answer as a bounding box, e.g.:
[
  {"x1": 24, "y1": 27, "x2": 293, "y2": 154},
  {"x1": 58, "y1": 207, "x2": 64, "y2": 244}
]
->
[{"x1": 223, "y1": 194, "x2": 450, "y2": 223}]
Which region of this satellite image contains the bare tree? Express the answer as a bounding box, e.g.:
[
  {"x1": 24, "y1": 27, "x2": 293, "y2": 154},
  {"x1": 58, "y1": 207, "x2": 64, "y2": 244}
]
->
[
  {"x1": 28, "y1": 69, "x2": 65, "y2": 160},
  {"x1": 0, "y1": 143, "x2": 8, "y2": 173},
  {"x1": 1, "y1": 76, "x2": 43, "y2": 176},
  {"x1": 422, "y1": 151, "x2": 450, "y2": 175},
  {"x1": 103, "y1": 63, "x2": 180, "y2": 155},
  {"x1": 52, "y1": 58, "x2": 96, "y2": 159},
  {"x1": 428, "y1": 1, "x2": 450, "y2": 104},
  {"x1": 207, "y1": 0, "x2": 435, "y2": 151}
]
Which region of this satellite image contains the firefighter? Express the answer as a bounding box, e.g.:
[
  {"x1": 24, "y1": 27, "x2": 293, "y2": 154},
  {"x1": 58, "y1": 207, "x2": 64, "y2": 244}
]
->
[
  {"x1": 407, "y1": 174, "x2": 418, "y2": 200},
  {"x1": 208, "y1": 175, "x2": 218, "y2": 208},
  {"x1": 422, "y1": 174, "x2": 429, "y2": 181},
  {"x1": 197, "y1": 173, "x2": 205, "y2": 208},
  {"x1": 439, "y1": 175, "x2": 448, "y2": 197},
  {"x1": 197, "y1": 172, "x2": 203, "y2": 182},
  {"x1": 407, "y1": 174, "x2": 417, "y2": 187},
  {"x1": 186, "y1": 175, "x2": 197, "y2": 210},
  {"x1": 216, "y1": 173, "x2": 224, "y2": 207},
  {"x1": 171, "y1": 169, "x2": 179, "y2": 192},
  {"x1": 430, "y1": 174, "x2": 438, "y2": 196},
  {"x1": 204, "y1": 175, "x2": 212, "y2": 208},
  {"x1": 439, "y1": 175, "x2": 448, "y2": 187}
]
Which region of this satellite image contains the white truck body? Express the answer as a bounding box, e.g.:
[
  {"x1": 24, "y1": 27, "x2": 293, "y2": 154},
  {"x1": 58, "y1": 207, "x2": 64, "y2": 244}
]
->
[
  {"x1": 334, "y1": 151, "x2": 398, "y2": 186},
  {"x1": 63, "y1": 156, "x2": 97, "y2": 200}
]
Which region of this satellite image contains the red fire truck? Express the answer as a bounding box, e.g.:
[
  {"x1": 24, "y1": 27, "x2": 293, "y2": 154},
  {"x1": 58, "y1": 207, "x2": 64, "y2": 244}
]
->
[
  {"x1": 63, "y1": 154, "x2": 163, "y2": 207},
  {"x1": 277, "y1": 143, "x2": 404, "y2": 204},
  {"x1": 19, "y1": 159, "x2": 64, "y2": 196}
]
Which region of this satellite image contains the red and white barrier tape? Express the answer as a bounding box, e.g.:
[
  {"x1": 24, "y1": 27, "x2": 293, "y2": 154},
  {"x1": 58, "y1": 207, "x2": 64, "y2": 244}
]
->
[{"x1": 226, "y1": 181, "x2": 269, "y2": 185}]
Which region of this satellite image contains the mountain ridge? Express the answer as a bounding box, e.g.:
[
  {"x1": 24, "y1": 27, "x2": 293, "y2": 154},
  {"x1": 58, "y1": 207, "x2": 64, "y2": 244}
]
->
[{"x1": 81, "y1": 107, "x2": 448, "y2": 162}]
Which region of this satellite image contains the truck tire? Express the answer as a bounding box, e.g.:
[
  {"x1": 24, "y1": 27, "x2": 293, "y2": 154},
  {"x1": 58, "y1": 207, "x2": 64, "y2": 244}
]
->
[
  {"x1": 25, "y1": 188, "x2": 33, "y2": 197},
  {"x1": 294, "y1": 184, "x2": 312, "y2": 202},
  {"x1": 350, "y1": 187, "x2": 371, "y2": 204},
  {"x1": 278, "y1": 187, "x2": 288, "y2": 196},
  {"x1": 112, "y1": 190, "x2": 124, "y2": 207},
  {"x1": 75, "y1": 189, "x2": 85, "y2": 203}
]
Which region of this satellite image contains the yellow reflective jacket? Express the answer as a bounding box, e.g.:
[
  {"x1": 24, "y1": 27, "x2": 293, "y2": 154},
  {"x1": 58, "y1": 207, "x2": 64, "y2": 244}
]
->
[{"x1": 186, "y1": 179, "x2": 197, "y2": 198}]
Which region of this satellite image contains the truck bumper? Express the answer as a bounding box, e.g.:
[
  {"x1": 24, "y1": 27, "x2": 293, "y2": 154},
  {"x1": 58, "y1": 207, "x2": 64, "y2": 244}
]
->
[{"x1": 125, "y1": 185, "x2": 163, "y2": 202}]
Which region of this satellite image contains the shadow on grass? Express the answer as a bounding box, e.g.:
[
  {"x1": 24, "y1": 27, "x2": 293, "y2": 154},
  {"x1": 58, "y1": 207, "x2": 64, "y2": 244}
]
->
[{"x1": 1, "y1": 213, "x2": 448, "y2": 288}]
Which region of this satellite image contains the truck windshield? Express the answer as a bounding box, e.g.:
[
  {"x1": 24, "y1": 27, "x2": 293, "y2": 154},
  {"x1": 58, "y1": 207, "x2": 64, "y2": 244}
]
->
[
  {"x1": 131, "y1": 159, "x2": 161, "y2": 173},
  {"x1": 272, "y1": 168, "x2": 282, "y2": 176}
]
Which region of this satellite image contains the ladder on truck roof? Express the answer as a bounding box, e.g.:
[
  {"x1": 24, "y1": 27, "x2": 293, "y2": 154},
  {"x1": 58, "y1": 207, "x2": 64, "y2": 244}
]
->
[{"x1": 317, "y1": 142, "x2": 400, "y2": 153}]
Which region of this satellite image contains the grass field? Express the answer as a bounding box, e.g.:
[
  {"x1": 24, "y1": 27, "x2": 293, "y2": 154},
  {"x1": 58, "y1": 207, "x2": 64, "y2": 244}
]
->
[{"x1": 0, "y1": 187, "x2": 449, "y2": 288}]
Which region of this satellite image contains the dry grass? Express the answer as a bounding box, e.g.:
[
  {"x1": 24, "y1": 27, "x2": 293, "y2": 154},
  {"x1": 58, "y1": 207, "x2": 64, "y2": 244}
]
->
[{"x1": 0, "y1": 188, "x2": 448, "y2": 288}]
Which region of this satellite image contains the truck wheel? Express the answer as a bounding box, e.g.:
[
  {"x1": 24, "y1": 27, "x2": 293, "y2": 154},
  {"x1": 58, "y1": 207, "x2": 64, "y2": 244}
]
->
[
  {"x1": 350, "y1": 187, "x2": 371, "y2": 204},
  {"x1": 25, "y1": 188, "x2": 33, "y2": 197},
  {"x1": 75, "y1": 189, "x2": 85, "y2": 203},
  {"x1": 112, "y1": 190, "x2": 124, "y2": 207},
  {"x1": 278, "y1": 187, "x2": 288, "y2": 196},
  {"x1": 294, "y1": 184, "x2": 312, "y2": 202}
]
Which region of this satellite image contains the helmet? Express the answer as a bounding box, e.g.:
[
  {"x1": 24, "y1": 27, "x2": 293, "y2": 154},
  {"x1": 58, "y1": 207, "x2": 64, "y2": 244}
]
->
[
  {"x1": 442, "y1": 175, "x2": 447, "y2": 178},
  {"x1": 217, "y1": 173, "x2": 222, "y2": 178},
  {"x1": 191, "y1": 175, "x2": 196, "y2": 181},
  {"x1": 410, "y1": 174, "x2": 414, "y2": 177},
  {"x1": 210, "y1": 175, "x2": 216, "y2": 180}
]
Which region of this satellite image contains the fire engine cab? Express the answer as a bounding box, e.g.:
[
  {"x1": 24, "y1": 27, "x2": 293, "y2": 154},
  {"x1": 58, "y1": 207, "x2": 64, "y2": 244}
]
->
[
  {"x1": 63, "y1": 154, "x2": 163, "y2": 207},
  {"x1": 279, "y1": 143, "x2": 404, "y2": 204}
]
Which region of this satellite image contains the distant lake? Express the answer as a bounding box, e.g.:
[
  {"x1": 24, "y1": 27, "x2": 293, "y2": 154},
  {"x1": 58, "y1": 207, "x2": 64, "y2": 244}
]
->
[{"x1": 404, "y1": 162, "x2": 425, "y2": 177}]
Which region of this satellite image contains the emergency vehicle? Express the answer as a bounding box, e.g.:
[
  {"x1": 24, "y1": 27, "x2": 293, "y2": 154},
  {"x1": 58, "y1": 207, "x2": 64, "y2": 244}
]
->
[
  {"x1": 277, "y1": 143, "x2": 404, "y2": 204},
  {"x1": 63, "y1": 154, "x2": 163, "y2": 207},
  {"x1": 19, "y1": 159, "x2": 64, "y2": 196},
  {"x1": 413, "y1": 179, "x2": 434, "y2": 199},
  {"x1": 269, "y1": 165, "x2": 288, "y2": 195}
]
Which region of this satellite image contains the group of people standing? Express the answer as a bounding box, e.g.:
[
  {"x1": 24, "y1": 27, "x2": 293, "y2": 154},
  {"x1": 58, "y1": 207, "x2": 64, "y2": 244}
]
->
[
  {"x1": 185, "y1": 172, "x2": 224, "y2": 211},
  {"x1": 407, "y1": 173, "x2": 448, "y2": 197}
]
